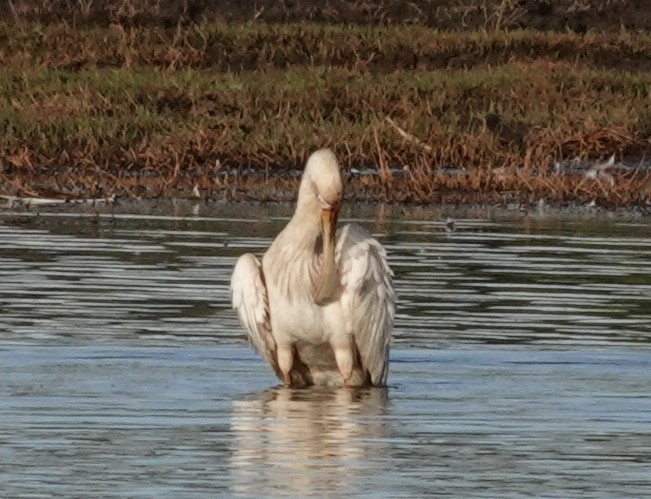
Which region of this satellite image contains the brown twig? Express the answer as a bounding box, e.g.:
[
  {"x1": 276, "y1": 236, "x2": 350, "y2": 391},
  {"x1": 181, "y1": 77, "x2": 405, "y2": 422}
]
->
[{"x1": 384, "y1": 116, "x2": 433, "y2": 152}]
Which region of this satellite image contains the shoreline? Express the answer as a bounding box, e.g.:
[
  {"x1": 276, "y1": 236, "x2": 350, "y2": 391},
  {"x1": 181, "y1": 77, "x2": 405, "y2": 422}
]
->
[
  {"x1": 2, "y1": 166, "x2": 650, "y2": 212},
  {"x1": 2, "y1": 196, "x2": 650, "y2": 222}
]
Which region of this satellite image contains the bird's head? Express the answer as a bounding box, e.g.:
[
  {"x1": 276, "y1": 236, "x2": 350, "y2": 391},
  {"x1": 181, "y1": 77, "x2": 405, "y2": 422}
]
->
[
  {"x1": 301, "y1": 148, "x2": 343, "y2": 252},
  {"x1": 304, "y1": 148, "x2": 343, "y2": 211},
  {"x1": 301, "y1": 148, "x2": 343, "y2": 304}
]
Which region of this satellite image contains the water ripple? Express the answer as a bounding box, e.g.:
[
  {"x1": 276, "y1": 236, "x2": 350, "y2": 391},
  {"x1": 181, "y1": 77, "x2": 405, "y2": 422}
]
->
[
  {"x1": 0, "y1": 207, "x2": 650, "y2": 347},
  {"x1": 1, "y1": 204, "x2": 650, "y2": 497}
]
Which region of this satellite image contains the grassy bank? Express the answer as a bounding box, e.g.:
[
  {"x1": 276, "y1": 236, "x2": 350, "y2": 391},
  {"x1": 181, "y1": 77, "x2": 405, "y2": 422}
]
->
[{"x1": 1, "y1": 22, "x2": 650, "y2": 206}]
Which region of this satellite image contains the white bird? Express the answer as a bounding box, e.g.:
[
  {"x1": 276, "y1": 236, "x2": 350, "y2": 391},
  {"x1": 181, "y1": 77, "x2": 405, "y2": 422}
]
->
[{"x1": 230, "y1": 149, "x2": 395, "y2": 388}]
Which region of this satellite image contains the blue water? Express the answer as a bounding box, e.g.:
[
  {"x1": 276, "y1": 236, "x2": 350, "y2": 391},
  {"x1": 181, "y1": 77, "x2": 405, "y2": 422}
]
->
[{"x1": 0, "y1": 203, "x2": 650, "y2": 497}]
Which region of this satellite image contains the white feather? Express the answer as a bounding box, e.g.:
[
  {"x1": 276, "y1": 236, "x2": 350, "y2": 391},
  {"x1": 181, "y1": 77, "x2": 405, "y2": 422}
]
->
[
  {"x1": 337, "y1": 224, "x2": 395, "y2": 385},
  {"x1": 230, "y1": 253, "x2": 279, "y2": 373}
]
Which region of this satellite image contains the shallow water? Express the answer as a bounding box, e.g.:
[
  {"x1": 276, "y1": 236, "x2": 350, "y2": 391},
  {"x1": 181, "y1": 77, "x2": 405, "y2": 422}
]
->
[{"x1": 1, "y1": 202, "x2": 650, "y2": 497}]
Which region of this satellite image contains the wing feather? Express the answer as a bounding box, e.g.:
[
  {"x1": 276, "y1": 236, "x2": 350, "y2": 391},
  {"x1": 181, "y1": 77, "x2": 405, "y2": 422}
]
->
[
  {"x1": 230, "y1": 253, "x2": 282, "y2": 378},
  {"x1": 337, "y1": 224, "x2": 395, "y2": 386}
]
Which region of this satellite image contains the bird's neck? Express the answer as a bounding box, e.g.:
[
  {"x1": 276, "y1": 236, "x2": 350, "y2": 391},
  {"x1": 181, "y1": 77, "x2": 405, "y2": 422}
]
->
[
  {"x1": 263, "y1": 192, "x2": 325, "y2": 302},
  {"x1": 264, "y1": 217, "x2": 322, "y2": 305},
  {"x1": 270, "y1": 185, "x2": 321, "y2": 265},
  {"x1": 294, "y1": 178, "x2": 320, "y2": 226}
]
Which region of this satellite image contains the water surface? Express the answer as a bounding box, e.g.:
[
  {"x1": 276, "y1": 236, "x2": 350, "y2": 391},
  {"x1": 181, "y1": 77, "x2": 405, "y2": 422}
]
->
[{"x1": 1, "y1": 202, "x2": 650, "y2": 497}]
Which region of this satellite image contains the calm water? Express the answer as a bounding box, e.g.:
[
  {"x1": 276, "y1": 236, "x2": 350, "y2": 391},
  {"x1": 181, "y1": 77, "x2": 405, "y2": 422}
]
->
[{"x1": 1, "y1": 202, "x2": 650, "y2": 497}]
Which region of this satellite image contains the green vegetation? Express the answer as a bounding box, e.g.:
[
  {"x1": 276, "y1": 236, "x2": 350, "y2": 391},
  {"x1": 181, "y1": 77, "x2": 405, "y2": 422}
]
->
[{"x1": 0, "y1": 18, "x2": 650, "y2": 205}]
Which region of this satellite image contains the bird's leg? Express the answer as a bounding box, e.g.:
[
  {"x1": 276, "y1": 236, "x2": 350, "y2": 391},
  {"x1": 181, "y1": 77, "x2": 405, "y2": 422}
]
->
[
  {"x1": 277, "y1": 345, "x2": 294, "y2": 387},
  {"x1": 333, "y1": 342, "x2": 354, "y2": 386}
]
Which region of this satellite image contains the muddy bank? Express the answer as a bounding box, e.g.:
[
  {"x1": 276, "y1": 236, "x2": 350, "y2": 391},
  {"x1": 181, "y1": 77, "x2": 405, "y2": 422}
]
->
[{"x1": 3, "y1": 158, "x2": 651, "y2": 210}]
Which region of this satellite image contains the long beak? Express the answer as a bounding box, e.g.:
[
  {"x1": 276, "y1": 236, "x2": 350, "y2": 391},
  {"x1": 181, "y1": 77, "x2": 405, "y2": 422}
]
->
[
  {"x1": 313, "y1": 206, "x2": 340, "y2": 305},
  {"x1": 320, "y1": 206, "x2": 338, "y2": 251}
]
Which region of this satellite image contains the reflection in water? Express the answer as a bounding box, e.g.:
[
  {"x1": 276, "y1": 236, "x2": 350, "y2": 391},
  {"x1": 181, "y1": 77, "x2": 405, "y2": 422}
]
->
[
  {"x1": 230, "y1": 387, "x2": 388, "y2": 496},
  {"x1": 0, "y1": 204, "x2": 650, "y2": 497}
]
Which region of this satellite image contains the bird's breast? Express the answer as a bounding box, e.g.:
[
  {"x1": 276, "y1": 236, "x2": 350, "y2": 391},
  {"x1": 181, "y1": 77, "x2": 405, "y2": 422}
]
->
[
  {"x1": 264, "y1": 261, "x2": 344, "y2": 346},
  {"x1": 269, "y1": 296, "x2": 344, "y2": 346},
  {"x1": 262, "y1": 231, "x2": 345, "y2": 345}
]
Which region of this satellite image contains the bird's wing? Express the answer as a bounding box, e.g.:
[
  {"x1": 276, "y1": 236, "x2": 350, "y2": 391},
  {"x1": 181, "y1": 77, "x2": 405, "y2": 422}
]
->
[
  {"x1": 337, "y1": 223, "x2": 395, "y2": 385},
  {"x1": 230, "y1": 253, "x2": 282, "y2": 378}
]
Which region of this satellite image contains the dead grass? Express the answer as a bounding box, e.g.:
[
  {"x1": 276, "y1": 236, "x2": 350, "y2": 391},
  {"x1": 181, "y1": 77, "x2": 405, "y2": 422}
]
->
[
  {"x1": 1, "y1": 23, "x2": 650, "y2": 73},
  {"x1": 3, "y1": 0, "x2": 650, "y2": 32},
  {"x1": 0, "y1": 21, "x2": 650, "y2": 206}
]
